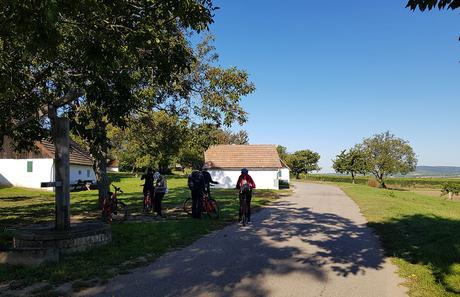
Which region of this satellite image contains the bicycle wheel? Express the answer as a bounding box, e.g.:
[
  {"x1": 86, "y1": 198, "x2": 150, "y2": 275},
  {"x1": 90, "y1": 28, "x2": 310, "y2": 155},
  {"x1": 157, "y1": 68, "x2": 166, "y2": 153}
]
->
[
  {"x1": 183, "y1": 198, "x2": 193, "y2": 215},
  {"x1": 143, "y1": 196, "x2": 153, "y2": 213},
  {"x1": 113, "y1": 201, "x2": 128, "y2": 222},
  {"x1": 240, "y1": 199, "x2": 248, "y2": 226},
  {"x1": 206, "y1": 199, "x2": 220, "y2": 219}
]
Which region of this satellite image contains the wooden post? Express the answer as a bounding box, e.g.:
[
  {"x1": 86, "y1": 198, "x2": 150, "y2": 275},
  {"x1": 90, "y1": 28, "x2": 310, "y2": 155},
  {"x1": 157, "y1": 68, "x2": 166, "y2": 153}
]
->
[{"x1": 54, "y1": 116, "x2": 71, "y2": 230}]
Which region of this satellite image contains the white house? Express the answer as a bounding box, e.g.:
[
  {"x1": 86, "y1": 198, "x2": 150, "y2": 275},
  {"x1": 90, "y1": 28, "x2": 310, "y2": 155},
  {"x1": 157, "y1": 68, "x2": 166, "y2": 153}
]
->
[
  {"x1": 279, "y1": 160, "x2": 291, "y2": 184},
  {"x1": 0, "y1": 138, "x2": 96, "y2": 191},
  {"x1": 204, "y1": 144, "x2": 288, "y2": 190},
  {"x1": 107, "y1": 159, "x2": 120, "y2": 172}
]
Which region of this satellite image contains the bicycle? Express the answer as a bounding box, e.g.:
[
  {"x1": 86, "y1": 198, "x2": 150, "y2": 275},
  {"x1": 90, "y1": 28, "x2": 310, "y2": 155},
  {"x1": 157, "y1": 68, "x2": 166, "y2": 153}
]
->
[
  {"x1": 142, "y1": 186, "x2": 153, "y2": 213},
  {"x1": 183, "y1": 188, "x2": 220, "y2": 219},
  {"x1": 239, "y1": 183, "x2": 252, "y2": 226},
  {"x1": 239, "y1": 191, "x2": 250, "y2": 226},
  {"x1": 102, "y1": 184, "x2": 128, "y2": 223}
]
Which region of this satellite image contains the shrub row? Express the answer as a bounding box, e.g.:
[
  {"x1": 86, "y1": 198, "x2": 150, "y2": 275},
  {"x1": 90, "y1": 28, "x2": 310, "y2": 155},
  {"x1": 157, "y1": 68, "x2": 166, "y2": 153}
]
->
[{"x1": 300, "y1": 174, "x2": 460, "y2": 189}]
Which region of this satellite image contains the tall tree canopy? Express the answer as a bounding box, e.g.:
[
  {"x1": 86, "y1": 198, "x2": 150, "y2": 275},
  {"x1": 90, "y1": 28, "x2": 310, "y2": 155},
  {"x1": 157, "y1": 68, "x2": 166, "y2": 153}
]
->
[
  {"x1": 361, "y1": 131, "x2": 417, "y2": 188},
  {"x1": 1, "y1": 1, "x2": 219, "y2": 204}
]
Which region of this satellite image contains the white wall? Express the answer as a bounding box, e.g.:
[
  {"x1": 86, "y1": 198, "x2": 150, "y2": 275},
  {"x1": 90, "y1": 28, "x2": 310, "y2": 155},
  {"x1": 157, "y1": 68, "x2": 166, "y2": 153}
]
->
[
  {"x1": 70, "y1": 165, "x2": 96, "y2": 184},
  {"x1": 209, "y1": 169, "x2": 279, "y2": 190},
  {"x1": 0, "y1": 159, "x2": 96, "y2": 190},
  {"x1": 0, "y1": 159, "x2": 54, "y2": 190},
  {"x1": 280, "y1": 168, "x2": 290, "y2": 183},
  {"x1": 107, "y1": 167, "x2": 119, "y2": 172}
]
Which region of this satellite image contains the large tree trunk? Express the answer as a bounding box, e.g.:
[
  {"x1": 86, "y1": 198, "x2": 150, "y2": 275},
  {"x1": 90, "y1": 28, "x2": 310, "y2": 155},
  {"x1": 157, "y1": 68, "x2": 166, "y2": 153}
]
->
[
  {"x1": 94, "y1": 156, "x2": 109, "y2": 209},
  {"x1": 351, "y1": 171, "x2": 355, "y2": 184},
  {"x1": 296, "y1": 173, "x2": 300, "y2": 179}
]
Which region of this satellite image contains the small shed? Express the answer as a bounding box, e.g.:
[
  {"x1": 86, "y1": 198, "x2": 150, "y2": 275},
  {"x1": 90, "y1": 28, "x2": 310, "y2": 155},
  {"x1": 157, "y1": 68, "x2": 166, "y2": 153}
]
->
[
  {"x1": 107, "y1": 159, "x2": 120, "y2": 172},
  {"x1": 204, "y1": 144, "x2": 286, "y2": 190},
  {"x1": 0, "y1": 138, "x2": 96, "y2": 190}
]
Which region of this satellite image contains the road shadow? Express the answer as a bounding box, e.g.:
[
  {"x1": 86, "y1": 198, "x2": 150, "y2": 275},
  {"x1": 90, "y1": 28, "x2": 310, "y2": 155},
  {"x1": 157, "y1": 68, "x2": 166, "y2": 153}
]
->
[
  {"x1": 369, "y1": 214, "x2": 460, "y2": 294},
  {"x1": 93, "y1": 199, "x2": 386, "y2": 297}
]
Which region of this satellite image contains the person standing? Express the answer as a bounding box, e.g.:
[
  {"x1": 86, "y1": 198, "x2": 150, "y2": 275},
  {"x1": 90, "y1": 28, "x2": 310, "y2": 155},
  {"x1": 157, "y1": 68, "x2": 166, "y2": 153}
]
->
[
  {"x1": 141, "y1": 167, "x2": 154, "y2": 212},
  {"x1": 236, "y1": 168, "x2": 256, "y2": 223},
  {"x1": 202, "y1": 164, "x2": 218, "y2": 197},
  {"x1": 153, "y1": 172, "x2": 168, "y2": 217},
  {"x1": 188, "y1": 166, "x2": 205, "y2": 219}
]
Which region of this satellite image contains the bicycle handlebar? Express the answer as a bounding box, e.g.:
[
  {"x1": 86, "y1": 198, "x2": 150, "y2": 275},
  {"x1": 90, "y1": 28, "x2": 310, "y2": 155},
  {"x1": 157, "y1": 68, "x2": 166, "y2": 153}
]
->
[{"x1": 112, "y1": 184, "x2": 123, "y2": 193}]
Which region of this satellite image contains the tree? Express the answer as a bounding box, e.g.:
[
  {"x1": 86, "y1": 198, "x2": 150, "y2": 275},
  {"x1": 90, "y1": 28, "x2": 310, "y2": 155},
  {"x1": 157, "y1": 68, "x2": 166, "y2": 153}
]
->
[
  {"x1": 277, "y1": 145, "x2": 289, "y2": 162},
  {"x1": 110, "y1": 111, "x2": 187, "y2": 174},
  {"x1": 361, "y1": 131, "x2": 417, "y2": 188},
  {"x1": 1, "y1": 1, "x2": 217, "y2": 206},
  {"x1": 406, "y1": 0, "x2": 459, "y2": 11},
  {"x1": 178, "y1": 124, "x2": 250, "y2": 168},
  {"x1": 286, "y1": 150, "x2": 321, "y2": 179},
  {"x1": 332, "y1": 146, "x2": 367, "y2": 184},
  {"x1": 441, "y1": 182, "x2": 460, "y2": 199}
]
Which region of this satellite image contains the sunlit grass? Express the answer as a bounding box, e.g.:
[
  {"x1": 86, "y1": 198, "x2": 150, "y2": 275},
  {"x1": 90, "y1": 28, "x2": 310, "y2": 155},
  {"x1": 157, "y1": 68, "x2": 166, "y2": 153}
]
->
[{"x1": 0, "y1": 173, "x2": 287, "y2": 287}]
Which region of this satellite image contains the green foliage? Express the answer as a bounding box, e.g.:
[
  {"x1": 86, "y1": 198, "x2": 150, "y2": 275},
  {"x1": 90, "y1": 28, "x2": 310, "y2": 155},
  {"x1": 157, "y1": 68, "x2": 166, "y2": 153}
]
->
[
  {"x1": 406, "y1": 0, "x2": 459, "y2": 11},
  {"x1": 1, "y1": 0, "x2": 216, "y2": 145},
  {"x1": 362, "y1": 131, "x2": 417, "y2": 188},
  {"x1": 178, "y1": 123, "x2": 249, "y2": 168},
  {"x1": 286, "y1": 149, "x2": 321, "y2": 179},
  {"x1": 110, "y1": 111, "x2": 187, "y2": 173},
  {"x1": 277, "y1": 145, "x2": 288, "y2": 162},
  {"x1": 302, "y1": 174, "x2": 460, "y2": 189},
  {"x1": 441, "y1": 182, "x2": 460, "y2": 198},
  {"x1": 332, "y1": 146, "x2": 367, "y2": 183},
  {"x1": 1, "y1": 0, "x2": 217, "y2": 204}
]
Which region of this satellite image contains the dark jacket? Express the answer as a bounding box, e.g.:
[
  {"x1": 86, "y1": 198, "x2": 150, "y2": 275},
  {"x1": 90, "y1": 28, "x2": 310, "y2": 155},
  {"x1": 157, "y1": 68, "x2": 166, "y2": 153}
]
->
[{"x1": 188, "y1": 170, "x2": 205, "y2": 192}]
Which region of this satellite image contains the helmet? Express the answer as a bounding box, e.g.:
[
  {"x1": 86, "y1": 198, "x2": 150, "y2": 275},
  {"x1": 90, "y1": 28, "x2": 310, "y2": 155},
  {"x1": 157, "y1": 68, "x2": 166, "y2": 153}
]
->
[
  {"x1": 153, "y1": 172, "x2": 161, "y2": 180},
  {"x1": 241, "y1": 168, "x2": 248, "y2": 174}
]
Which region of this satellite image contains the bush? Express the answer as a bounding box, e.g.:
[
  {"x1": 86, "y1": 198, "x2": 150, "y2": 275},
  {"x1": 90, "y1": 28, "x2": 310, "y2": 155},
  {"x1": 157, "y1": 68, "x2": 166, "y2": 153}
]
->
[{"x1": 367, "y1": 179, "x2": 380, "y2": 188}]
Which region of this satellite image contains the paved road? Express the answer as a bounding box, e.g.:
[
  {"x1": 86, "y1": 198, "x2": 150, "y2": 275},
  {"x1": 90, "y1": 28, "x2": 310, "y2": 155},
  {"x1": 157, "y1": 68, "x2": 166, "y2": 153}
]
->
[{"x1": 78, "y1": 182, "x2": 406, "y2": 297}]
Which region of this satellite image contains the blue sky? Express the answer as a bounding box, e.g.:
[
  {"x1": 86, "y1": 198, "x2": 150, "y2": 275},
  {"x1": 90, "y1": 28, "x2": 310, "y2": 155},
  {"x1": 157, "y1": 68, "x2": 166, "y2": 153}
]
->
[{"x1": 207, "y1": 1, "x2": 459, "y2": 172}]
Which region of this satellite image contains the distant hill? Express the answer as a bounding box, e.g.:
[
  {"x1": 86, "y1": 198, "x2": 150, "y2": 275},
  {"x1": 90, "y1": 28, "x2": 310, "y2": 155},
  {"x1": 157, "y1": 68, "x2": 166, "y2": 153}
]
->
[{"x1": 409, "y1": 166, "x2": 460, "y2": 177}]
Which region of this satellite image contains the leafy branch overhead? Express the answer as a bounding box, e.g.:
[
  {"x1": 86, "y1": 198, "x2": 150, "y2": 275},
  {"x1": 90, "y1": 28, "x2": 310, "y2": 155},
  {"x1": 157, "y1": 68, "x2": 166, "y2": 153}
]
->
[{"x1": 406, "y1": 0, "x2": 460, "y2": 10}]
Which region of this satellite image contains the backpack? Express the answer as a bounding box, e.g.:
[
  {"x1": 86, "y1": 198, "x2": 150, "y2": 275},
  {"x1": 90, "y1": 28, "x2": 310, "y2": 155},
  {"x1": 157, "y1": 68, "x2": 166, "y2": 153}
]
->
[
  {"x1": 188, "y1": 171, "x2": 204, "y2": 190},
  {"x1": 240, "y1": 179, "x2": 252, "y2": 193}
]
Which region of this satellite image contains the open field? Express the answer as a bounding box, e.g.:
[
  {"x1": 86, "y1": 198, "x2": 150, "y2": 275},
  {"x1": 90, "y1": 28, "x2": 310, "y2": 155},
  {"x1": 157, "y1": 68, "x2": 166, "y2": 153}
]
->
[
  {"x1": 303, "y1": 174, "x2": 460, "y2": 189},
  {"x1": 0, "y1": 173, "x2": 288, "y2": 295},
  {"x1": 299, "y1": 177, "x2": 460, "y2": 297}
]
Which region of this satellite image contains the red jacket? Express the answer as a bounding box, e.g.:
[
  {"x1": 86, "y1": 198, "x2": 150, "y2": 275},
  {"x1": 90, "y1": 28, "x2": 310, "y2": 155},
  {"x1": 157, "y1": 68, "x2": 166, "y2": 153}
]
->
[{"x1": 236, "y1": 174, "x2": 256, "y2": 189}]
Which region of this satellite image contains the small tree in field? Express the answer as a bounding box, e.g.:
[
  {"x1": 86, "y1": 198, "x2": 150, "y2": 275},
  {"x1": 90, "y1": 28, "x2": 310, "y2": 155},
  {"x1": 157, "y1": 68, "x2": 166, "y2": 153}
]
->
[
  {"x1": 332, "y1": 146, "x2": 367, "y2": 184},
  {"x1": 441, "y1": 182, "x2": 460, "y2": 200},
  {"x1": 287, "y1": 150, "x2": 321, "y2": 179},
  {"x1": 361, "y1": 131, "x2": 417, "y2": 188}
]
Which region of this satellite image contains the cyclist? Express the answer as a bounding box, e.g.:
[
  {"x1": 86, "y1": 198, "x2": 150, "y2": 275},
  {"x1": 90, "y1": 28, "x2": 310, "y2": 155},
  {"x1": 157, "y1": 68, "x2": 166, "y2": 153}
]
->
[
  {"x1": 141, "y1": 167, "x2": 154, "y2": 211},
  {"x1": 236, "y1": 168, "x2": 256, "y2": 223},
  {"x1": 188, "y1": 165, "x2": 205, "y2": 219},
  {"x1": 202, "y1": 164, "x2": 218, "y2": 197},
  {"x1": 153, "y1": 172, "x2": 168, "y2": 217}
]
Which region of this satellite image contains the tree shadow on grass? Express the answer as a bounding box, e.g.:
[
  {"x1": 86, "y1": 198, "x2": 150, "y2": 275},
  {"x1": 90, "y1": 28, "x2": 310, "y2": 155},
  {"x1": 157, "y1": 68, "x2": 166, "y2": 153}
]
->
[{"x1": 369, "y1": 214, "x2": 460, "y2": 294}]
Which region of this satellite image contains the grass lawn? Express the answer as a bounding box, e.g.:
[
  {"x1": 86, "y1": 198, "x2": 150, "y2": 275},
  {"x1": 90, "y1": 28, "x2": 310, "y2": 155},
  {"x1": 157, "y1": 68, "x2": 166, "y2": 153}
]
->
[
  {"x1": 317, "y1": 181, "x2": 460, "y2": 297},
  {"x1": 0, "y1": 173, "x2": 288, "y2": 293}
]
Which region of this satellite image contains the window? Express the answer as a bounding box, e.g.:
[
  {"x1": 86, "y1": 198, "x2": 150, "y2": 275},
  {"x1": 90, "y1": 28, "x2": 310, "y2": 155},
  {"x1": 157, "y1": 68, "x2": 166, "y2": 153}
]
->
[
  {"x1": 87, "y1": 169, "x2": 91, "y2": 178},
  {"x1": 78, "y1": 170, "x2": 82, "y2": 175},
  {"x1": 27, "y1": 161, "x2": 33, "y2": 173}
]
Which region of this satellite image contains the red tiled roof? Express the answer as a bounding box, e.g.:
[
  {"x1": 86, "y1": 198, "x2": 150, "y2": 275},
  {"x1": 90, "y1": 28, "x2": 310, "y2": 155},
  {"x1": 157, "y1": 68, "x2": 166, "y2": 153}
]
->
[
  {"x1": 204, "y1": 145, "x2": 282, "y2": 169},
  {"x1": 36, "y1": 140, "x2": 94, "y2": 166}
]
